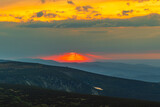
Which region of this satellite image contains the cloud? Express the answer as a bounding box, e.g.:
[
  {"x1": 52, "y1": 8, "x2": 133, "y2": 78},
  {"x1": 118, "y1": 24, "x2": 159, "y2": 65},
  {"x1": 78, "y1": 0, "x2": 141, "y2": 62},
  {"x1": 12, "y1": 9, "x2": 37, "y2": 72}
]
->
[
  {"x1": 44, "y1": 13, "x2": 57, "y2": 18},
  {"x1": 122, "y1": 10, "x2": 133, "y2": 16},
  {"x1": 36, "y1": 11, "x2": 44, "y2": 17},
  {"x1": 31, "y1": 10, "x2": 58, "y2": 18},
  {"x1": 67, "y1": 0, "x2": 75, "y2": 5},
  {"x1": 76, "y1": 5, "x2": 93, "y2": 12},
  {"x1": 126, "y1": 2, "x2": 130, "y2": 6},
  {"x1": 1, "y1": 0, "x2": 160, "y2": 22},
  {"x1": 41, "y1": 0, "x2": 46, "y2": 3},
  {"x1": 20, "y1": 13, "x2": 160, "y2": 28},
  {"x1": 15, "y1": 16, "x2": 23, "y2": 19}
]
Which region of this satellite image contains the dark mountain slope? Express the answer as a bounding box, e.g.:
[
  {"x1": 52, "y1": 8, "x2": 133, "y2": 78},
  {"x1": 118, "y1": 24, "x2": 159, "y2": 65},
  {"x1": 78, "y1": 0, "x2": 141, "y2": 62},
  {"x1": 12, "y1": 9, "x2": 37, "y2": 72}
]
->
[
  {"x1": 1, "y1": 83, "x2": 160, "y2": 107},
  {"x1": 0, "y1": 61, "x2": 96, "y2": 95},
  {"x1": 0, "y1": 61, "x2": 160, "y2": 101}
]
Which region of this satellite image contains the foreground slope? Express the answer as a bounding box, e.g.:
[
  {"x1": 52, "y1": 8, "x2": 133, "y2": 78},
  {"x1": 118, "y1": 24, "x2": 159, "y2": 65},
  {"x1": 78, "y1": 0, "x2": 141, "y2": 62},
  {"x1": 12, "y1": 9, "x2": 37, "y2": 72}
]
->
[
  {"x1": 0, "y1": 61, "x2": 160, "y2": 101},
  {"x1": 0, "y1": 83, "x2": 160, "y2": 107}
]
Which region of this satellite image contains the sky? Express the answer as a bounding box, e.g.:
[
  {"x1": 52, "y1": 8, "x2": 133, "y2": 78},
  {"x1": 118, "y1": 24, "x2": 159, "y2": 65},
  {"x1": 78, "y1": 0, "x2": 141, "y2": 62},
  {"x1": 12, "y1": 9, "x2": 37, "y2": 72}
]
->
[
  {"x1": 1, "y1": 0, "x2": 160, "y2": 22},
  {"x1": 1, "y1": 0, "x2": 160, "y2": 62}
]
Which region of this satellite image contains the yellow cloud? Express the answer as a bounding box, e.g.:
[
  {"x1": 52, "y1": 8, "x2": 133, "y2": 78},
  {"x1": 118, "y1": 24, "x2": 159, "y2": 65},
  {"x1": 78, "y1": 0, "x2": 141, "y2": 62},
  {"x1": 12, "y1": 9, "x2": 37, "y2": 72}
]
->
[{"x1": 0, "y1": 0, "x2": 160, "y2": 22}]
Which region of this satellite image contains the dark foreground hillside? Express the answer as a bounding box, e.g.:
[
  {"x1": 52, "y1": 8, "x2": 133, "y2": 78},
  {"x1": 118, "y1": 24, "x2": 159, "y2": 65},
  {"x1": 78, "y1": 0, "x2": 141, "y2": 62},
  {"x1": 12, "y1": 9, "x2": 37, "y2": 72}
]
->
[
  {"x1": 1, "y1": 61, "x2": 160, "y2": 102},
  {"x1": 0, "y1": 84, "x2": 160, "y2": 107}
]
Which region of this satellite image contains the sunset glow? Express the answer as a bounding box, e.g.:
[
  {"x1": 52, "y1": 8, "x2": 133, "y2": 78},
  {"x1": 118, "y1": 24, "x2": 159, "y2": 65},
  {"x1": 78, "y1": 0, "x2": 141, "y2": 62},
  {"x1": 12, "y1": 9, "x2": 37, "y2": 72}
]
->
[
  {"x1": 40, "y1": 52, "x2": 92, "y2": 63},
  {"x1": 39, "y1": 52, "x2": 160, "y2": 63}
]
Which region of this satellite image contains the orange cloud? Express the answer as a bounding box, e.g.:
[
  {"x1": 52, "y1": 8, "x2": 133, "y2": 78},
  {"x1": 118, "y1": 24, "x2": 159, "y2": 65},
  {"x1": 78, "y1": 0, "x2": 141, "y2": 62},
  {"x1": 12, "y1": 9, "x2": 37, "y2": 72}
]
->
[{"x1": 0, "y1": 0, "x2": 160, "y2": 22}]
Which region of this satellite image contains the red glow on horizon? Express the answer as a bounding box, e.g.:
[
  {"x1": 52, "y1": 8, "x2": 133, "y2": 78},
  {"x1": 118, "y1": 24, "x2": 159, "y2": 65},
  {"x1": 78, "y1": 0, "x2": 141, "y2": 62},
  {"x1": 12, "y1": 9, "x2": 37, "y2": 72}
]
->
[
  {"x1": 40, "y1": 52, "x2": 93, "y2": 63},
  {"x1": 86, "y1": 54, "x2": 112, "y2": 60},
  {"x1": 37, "y1": 52, "x2": 160, "y2": 62}
]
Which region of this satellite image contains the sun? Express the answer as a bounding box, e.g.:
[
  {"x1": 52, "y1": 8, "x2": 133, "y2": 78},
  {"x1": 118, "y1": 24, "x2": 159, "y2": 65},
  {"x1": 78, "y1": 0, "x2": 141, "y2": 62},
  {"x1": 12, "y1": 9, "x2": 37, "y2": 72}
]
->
[
  {"x1": 40, "y1": 52, "x2": 92, "y2": 63},
  {"x1": 58, "y1": 52, "x2": 88, "y2": 62}
]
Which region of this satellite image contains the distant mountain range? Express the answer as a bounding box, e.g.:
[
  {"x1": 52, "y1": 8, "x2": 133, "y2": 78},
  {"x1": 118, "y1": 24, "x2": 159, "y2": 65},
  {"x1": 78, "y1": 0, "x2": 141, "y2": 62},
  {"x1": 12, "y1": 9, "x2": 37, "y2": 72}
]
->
[
  {"x1": 16, "y1": 58, "x2": 160, "y2": 82},
  {"x1": 0, "y1": 59, "x2": 10, "y2": 62},
  {"x1": 1, "y1": 83, "x2": 160, "y2": 107},
  {"x1": 1, "y1": 61, "x2": 160, "y2": 101}
]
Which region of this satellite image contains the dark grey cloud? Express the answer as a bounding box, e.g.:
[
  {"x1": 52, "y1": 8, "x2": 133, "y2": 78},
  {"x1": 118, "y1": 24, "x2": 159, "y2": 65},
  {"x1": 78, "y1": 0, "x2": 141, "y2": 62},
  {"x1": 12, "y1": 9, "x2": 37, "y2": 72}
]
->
[
  {"x1": 44, "y1": 13, "x2": 57, "y2": 18},
  {"x1": 41, "y1": 0, "x2": 46, "y2": 3},
  {"x1": 144, "y1": 8, "x2": 149, "y2": 11},
  {"x1": 122, "y1": 10, "x2": 133, "y2": 16},
  {"x1": 32, "y1": 10, "x2": 58, "y2": 18},
  {"x1": 56, "y1": 11, "x2": 65, "y2": 13},
  {"x1": 126, "y1": 2, "x2": 130, "y2": 6},
  {"x1": 36, "y1": 11, "x2": 44, "y2": 17},
  {"x1": 15, "y1": 17, "x2": 23, "y2": 19},
  {"x1": 67, "y1": 0, "x2": 75, "y2": 5},
  {"x1": 20, "y1": 13, "x2": 160, "y2": 28},
  {"x1": 76, "y1": 5, "x2": 93, "y2": 12},
  {"x1": 83, "y1": 6, "x2": 93, "y2": 12},
  {"x1": 94, "y1": 14, "x2": 101, "y2": 16}
]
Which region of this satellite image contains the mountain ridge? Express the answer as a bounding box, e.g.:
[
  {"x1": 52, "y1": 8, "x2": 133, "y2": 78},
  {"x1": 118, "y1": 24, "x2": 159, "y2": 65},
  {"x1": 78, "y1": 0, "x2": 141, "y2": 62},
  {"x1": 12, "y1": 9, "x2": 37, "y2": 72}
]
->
[{"x1": 16, "y1": 58, "x2": 160, "y2": 82}]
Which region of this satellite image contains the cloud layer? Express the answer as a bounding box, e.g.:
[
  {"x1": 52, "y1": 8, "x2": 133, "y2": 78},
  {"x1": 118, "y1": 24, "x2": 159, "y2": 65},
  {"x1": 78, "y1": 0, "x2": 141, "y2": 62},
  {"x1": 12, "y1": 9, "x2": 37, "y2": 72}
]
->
[
  {"x1": 20, "y1": 14, "x2": 160, "y2": 28},
  {"x1": 0, "y1": 0, "x2": 160, "y2": 22}
]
